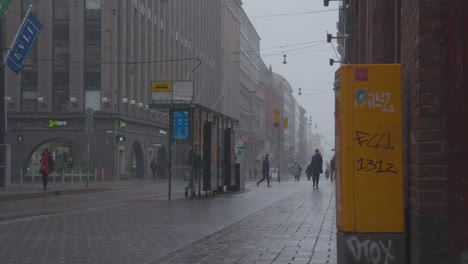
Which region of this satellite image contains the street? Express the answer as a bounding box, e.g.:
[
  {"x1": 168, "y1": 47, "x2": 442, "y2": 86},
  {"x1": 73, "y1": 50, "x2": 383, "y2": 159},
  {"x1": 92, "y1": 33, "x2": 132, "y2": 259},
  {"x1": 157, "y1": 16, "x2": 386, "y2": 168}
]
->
[{"x1": 0, "y1": 178, "x2": 336, "y2": 264}]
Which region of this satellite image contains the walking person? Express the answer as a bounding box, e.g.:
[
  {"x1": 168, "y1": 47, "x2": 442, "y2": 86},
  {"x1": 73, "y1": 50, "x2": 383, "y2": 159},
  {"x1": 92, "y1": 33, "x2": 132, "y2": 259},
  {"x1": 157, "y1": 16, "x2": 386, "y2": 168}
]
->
[
  {"x1": 330, "y1": 155, "x2": 335, "y2": 182},
  {"x1": 257, "y1": 154, "x2": 271, "y2": 187},
  {"x1": 310, "y1": 149, "x2": 323, "y2": 188},
  {"x1": 150, "y1": 158, "x2": 158, "y2": 181},
  {"x1": 295, "y1": 163, "x2": 302, "y2": 182},
  {"x1": 39, "y1": 148, "x2": 53, "y2": 190},
  {"x1": 306, "y1": 164, "x2": 312, "y2": 181}
]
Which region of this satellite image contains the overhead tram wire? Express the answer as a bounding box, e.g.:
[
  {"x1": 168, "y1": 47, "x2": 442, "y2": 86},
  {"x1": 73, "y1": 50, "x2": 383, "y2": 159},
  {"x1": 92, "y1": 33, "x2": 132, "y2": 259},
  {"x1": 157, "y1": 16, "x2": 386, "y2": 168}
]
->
[
  {"x1": 4, "y1": 4, "x2": 330, "y2": 68},
  {"x1": 250, "y1": 9, "x2": 339, "y2": 19}
]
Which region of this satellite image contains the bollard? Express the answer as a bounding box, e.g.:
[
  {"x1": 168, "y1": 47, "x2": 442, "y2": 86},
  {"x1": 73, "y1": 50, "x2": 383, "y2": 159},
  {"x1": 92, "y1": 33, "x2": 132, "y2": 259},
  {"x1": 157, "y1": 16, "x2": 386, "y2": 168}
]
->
[
  {"x1": 62, "y1": 170, "x2": 65, "y2": 183},
  {"x1": 94, "y1": 169, "x2": 97, "y2": 183},
  {"x1": 20, "y1": 169, "x2": 23, "y2": 185},
  {"x1": 79, "y1": 170, "x2": 82, "y2": 183},
  {"x1": 71, "y1": 170, "x2": 74, "y2": 183}
]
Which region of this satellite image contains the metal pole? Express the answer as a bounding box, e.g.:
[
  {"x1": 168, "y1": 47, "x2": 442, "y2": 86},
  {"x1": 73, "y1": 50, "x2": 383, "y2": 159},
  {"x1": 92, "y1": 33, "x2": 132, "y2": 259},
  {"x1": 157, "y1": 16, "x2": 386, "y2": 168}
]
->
[
  {"x1": 168, "y1": 86, "x2": 173, "y2": 200},
  {"x1": 190, "y1": 109, "x2": 194, "y2": 197},
  {"x1": 278, "y1": 126, "x2": 281, "y2": 182},
  {"x1": 87, "y1": 139, "x2": 90, "y2": 188},
  {"x1": 198, "y1": 109, "x2": 202, "y2": 197}
]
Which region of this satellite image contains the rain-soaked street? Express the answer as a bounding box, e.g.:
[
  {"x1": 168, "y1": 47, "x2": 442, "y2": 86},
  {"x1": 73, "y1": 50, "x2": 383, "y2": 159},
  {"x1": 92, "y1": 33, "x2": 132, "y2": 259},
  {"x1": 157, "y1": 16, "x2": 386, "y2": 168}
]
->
[{"x1": 0, "y1": 179, "x2": 336, "y2": 264}]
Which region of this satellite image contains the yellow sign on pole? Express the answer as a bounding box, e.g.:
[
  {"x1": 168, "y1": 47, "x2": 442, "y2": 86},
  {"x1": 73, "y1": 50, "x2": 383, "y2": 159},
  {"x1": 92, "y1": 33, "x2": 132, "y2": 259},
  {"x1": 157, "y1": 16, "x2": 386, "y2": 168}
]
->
[
  {"x1": 335, "y1": 64, "x2": 403, "y2": 233},
  {"x1": 273, "y1": 109, "x2": 280, "y2": 126},
  {"x1": 151, "y1": 82, "x2": 173, "y2": 93},
  {"x1": 283, "y1": 118, "x2": 288, "y2": 129}
]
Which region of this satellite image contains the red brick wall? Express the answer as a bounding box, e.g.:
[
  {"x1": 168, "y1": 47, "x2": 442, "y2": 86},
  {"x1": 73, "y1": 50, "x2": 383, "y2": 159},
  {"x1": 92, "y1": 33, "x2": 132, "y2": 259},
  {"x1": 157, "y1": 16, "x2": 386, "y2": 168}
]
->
[
  {"x1": 401, "y1": 0, "x2": 448, "y2": 215},
  {"x1": 346, "y1": 0, "x2": 399, "y2": 63},
  {"x1": 401, "y1": 0, "x2": 449, "y2": 262}
]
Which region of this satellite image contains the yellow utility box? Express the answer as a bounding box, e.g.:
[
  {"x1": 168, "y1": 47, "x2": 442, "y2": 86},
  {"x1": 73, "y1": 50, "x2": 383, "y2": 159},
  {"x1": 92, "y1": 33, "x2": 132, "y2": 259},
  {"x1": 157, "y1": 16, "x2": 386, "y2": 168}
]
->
[{"x1": 335, "y1": 64, "x2": 404, "y2": 233}]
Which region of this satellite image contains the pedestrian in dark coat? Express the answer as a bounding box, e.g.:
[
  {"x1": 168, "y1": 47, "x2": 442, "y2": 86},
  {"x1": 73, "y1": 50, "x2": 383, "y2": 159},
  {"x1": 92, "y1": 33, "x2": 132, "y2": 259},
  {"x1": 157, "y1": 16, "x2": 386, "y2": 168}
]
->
[
  {"x1": 330, "y1": 155, "x2": 335, "y2": 182},
  {"x1": 40, "y1": 148, "x2": 51, "y2": 190},
  {"x1": 150, "y1": 158, "x2": 158, "y2": 181},
  {"x1": 310, "y1": 149, "x2": 323, "y2": 188},
  {"x1": 306, "y1": 164, "x2": 312, "y2": 181},
  {"x1": 257, "y1": 154, "x2": 271, "y2": 187}
]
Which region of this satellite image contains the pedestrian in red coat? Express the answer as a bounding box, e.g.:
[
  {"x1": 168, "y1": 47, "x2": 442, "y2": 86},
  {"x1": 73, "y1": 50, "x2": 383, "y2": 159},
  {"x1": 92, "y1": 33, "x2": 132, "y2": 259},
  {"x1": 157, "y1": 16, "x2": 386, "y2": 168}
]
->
[{"x1": 40, "y1": 148, "x2": 51, "y2": 190}]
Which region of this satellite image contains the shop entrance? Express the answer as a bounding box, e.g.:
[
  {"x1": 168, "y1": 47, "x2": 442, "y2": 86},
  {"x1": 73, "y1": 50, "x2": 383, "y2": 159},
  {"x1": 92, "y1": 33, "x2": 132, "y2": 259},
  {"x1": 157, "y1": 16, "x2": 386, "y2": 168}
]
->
[
  {"x1": 26, "y1": 139, "x2": 86, "y2": 177},
  {"x1": 129, "y1": 142, "x2": 144, "y2": 179}
]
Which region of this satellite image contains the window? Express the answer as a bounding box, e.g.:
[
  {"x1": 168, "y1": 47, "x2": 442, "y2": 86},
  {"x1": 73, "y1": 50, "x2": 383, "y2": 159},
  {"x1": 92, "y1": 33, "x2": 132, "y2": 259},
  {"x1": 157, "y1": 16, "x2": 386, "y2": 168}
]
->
[
  {"x1": 85, "y1": 44, "x2": 101, "y2": 65},
  {"x1": 85, "y1": 90, "x2": 101, "y2": 111},
  {"x1": 21, "y1": 71, "x2": 38, "y2": 111},
  {"x1": 53, "y1": 24, "x2": 69, "y2": 42},
  {"x1": 53, "y1": 72, "x2": 69, "y2": 112},
  {"x1": 85, "y1": 72, "x2": 101, "y2": 90},
  {"x1": 54, "y1": 44, "x2": 70, "y2": 64},
  {"x1": 85, "y1": 0, "x2": 101, "y2": 19},
  {"x1": 85, "y1": 25, "x2": 101, "y2": 42},
  {"x1": 22, "y1": 91, "x2": 37, "y2": 112},
  {"x1": 86, "y1": 0, "x2": 101, "y2": 10},
  {"x1": 54, "y1": 0, "x2": 70, "y2": 20},
  {"x1": 21, "y1": 71, "x2": 37, "y2": 90}
]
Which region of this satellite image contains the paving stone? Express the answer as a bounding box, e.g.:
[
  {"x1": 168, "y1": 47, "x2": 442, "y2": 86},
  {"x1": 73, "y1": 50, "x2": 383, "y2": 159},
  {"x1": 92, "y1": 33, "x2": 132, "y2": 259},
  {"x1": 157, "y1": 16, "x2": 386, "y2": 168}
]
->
[{"x1": 0, "y1": 180, "x2": 337, "y2": 264}]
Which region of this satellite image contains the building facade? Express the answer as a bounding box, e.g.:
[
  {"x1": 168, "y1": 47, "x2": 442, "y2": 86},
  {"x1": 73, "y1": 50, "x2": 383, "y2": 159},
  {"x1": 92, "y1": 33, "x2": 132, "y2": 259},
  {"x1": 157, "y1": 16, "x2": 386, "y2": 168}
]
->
[
  {"x1": 238, "y1": 6, "x2": 263, "y2": 178},
  {"x1": 3, "y1": 0, "x2": 226, "y2": 182}
]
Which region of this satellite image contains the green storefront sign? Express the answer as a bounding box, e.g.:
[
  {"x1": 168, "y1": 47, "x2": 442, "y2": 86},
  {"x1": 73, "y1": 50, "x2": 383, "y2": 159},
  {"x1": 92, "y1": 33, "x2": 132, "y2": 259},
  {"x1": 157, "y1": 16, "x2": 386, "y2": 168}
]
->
[{"x1": 49, "y1": 120, "x2": 68, "y2": 128}]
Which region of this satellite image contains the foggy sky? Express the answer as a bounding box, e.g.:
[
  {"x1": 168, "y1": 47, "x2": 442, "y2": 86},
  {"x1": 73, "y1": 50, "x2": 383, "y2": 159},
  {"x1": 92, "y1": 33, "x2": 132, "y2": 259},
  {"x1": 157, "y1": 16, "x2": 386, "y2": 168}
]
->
[{"x1": 243, "y1": 0, "x2": 339, "y2": 160}]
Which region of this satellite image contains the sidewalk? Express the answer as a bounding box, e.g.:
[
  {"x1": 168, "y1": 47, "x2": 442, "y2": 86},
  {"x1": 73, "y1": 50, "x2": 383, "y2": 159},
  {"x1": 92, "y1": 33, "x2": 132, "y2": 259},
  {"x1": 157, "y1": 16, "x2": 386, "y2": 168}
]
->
[{"x1": 0, "y1": 179, "x2": 336, "y2": 264}]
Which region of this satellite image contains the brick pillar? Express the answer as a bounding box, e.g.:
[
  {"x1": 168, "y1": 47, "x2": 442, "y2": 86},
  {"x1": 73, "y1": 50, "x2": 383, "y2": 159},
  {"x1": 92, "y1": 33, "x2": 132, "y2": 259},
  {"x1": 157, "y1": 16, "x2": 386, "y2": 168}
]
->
[{"x1": 401, "y1": 0, "x2": 449, "y2": 263}]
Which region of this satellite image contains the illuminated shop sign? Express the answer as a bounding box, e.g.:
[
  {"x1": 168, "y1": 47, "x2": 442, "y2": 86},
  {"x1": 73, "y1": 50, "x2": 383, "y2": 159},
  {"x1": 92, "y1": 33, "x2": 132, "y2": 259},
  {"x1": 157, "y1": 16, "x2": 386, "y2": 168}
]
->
[{"x1": 49, "y1": 120, "x2": 68, "y2": 128}]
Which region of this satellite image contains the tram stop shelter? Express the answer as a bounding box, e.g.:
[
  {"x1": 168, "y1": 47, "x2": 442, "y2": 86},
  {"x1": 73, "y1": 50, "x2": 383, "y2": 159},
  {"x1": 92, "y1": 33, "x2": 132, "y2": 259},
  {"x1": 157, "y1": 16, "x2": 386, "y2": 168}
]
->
[{"x1": 149, "y1": 81, "x2": 239, "y2": 200}]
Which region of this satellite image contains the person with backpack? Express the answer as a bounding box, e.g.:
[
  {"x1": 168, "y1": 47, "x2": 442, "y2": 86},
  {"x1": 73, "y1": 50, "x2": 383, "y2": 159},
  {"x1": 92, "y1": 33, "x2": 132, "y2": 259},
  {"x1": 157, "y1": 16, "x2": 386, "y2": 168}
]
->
[{"x1": 39, "y1": 148, "x2": 54, "y2": 190}]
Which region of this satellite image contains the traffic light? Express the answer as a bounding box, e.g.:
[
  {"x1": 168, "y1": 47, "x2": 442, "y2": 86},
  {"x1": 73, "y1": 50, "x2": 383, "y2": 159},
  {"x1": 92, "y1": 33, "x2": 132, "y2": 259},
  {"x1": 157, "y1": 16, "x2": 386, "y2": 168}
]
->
[
  {"x1": 324, "y1": 0, "x2": 330, "y2": 6},
  {"x1": 16, "y1": 135, "x2": 23, "y2": 144},
  {"x1": 330, "y1": 59, "x2": 335, "y2": 66},
  {"x1": 327, "y1": 33, "x2": 333, "y2": 43}
]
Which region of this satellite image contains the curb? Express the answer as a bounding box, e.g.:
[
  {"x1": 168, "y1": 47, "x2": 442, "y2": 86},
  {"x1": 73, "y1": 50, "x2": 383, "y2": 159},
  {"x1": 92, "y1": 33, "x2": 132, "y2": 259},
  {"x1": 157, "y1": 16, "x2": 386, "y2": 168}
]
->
[{"x1": 0, "y1": 188, "x2": 112, "y2": 202}]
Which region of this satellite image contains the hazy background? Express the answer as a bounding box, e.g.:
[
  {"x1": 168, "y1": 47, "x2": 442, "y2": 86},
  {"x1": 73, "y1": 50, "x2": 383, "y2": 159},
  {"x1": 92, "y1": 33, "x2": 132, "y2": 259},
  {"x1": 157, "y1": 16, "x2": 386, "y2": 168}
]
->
[{"x1": 243, "y1": 0, "x2": 339, "y2": 161}]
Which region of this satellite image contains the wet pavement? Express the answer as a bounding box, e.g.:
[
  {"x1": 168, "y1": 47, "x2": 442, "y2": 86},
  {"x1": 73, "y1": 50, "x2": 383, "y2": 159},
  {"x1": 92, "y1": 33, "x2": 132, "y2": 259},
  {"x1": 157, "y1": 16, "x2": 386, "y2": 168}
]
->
[{"x1": 0, "y1": 177, "x2": 336, "y2": 264}]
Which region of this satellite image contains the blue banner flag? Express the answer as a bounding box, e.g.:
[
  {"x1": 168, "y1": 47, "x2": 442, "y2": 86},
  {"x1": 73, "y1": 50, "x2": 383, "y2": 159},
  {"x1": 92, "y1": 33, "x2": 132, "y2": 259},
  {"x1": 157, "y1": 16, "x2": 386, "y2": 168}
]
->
[{"x1": 7, "y1": 12, "x2": 42, "y2": 74}]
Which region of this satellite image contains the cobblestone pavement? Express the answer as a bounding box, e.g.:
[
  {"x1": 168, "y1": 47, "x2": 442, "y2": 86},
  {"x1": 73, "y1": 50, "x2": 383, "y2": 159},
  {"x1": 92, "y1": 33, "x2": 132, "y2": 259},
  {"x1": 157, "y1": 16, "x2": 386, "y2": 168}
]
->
[{"x1": 0, "y1": 178, "x2": 336, "y2": 264}]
